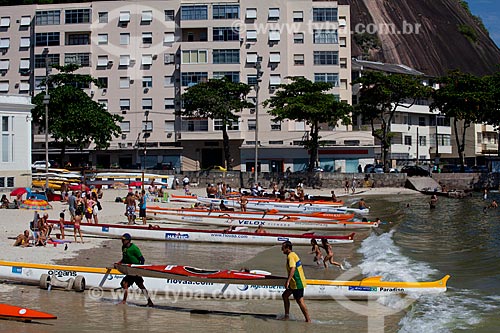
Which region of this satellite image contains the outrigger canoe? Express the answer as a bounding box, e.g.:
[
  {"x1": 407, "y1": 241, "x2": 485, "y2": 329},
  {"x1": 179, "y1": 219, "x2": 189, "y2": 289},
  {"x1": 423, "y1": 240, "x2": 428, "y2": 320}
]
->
[
  {"x1": 170, "y1": 194, "x2": 345, "y2": 206},
  {"x1": 0, "y1": 260, "x2": 450, "y2": 300},
  {"x1": 54, "y1": 222, "x2": 355, "y2": 245},
  {"x1": 0, "y1": 303, "x2": 57, "y2": 322}
]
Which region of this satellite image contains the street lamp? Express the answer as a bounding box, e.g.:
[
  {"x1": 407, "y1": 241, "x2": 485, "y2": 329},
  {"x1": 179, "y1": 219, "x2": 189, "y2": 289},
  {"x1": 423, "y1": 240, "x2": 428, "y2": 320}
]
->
[
  {"x1": 142, "y1": 110, "x2": 150, "y2": 190},
  {"x1": 42, "y1": 48, "x2": 50, "y2": 190},
  {"x1": 253, "y1": 56, "x2": 263, "y2": 185}
]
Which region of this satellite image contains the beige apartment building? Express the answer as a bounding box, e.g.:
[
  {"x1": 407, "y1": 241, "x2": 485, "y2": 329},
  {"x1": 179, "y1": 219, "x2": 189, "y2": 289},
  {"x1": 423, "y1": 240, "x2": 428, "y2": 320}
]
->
[{"x1": 0, "y1": 0, "x2": 374, "y2": 173}]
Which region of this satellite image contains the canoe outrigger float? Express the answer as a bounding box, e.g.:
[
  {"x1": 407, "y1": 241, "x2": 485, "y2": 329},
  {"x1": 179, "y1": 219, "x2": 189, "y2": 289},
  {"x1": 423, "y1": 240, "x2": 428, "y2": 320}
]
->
[
  {"x1": 53, "y1": 222, "x2": 356, "y2": 245},
  {"x1": 0, "y1": 260, "x2": 450, "y2": 300},
  {"x1": 0, "y1": 303, "x2": 57, "y2": 322}
]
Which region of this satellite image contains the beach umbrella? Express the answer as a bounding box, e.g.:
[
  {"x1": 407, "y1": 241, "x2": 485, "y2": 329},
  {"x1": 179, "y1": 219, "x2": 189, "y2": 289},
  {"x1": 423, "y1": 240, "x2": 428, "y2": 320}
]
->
[
  {"x1": 128, "y1": 181, "x2": 143, "y2": 187},
  {"x1": 10, "y1": 187, "x2": 29, "y2": 197},
  {"x1": 20, "y1": 198, "x2": 52, "y2": 210}
]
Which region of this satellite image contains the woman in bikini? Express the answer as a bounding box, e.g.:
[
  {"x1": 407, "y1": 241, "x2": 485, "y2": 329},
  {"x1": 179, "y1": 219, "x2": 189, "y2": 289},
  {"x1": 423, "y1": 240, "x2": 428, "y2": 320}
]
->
[
  {"x1": 321, "y1": 238, "x2": 343, "y2": 270},
  {"x1": 310, "y1": 239, "x2": 323, "y2": 265}
]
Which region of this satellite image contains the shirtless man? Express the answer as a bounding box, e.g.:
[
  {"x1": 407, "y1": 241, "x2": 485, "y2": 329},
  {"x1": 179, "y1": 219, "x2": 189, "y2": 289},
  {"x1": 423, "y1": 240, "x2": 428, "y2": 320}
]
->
[
  {"x1": 125, "y1": 192, "x2": 137, "y2": 225},
  {"x1": 13, "y1": 230, "x2": 31, "y2": 247},
  {"x1": 239, "y1": 196, "x2": 248, "y2": 212}
]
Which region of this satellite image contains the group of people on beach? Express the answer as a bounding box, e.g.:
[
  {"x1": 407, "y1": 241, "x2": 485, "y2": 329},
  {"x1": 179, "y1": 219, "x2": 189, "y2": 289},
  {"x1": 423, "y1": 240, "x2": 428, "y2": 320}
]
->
[{"x1": 124, "y1": 190, "x2": 148, "y2": 225}]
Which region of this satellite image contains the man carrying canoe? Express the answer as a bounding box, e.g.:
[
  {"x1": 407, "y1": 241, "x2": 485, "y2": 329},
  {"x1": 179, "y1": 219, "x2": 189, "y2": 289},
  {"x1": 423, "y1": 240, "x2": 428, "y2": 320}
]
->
[
  {"x1": 115, "y1": 233, "x2": 154, "y2": 307},
  {"x1": 281, "y1": 240, "x2": 311, "y2": 322}
]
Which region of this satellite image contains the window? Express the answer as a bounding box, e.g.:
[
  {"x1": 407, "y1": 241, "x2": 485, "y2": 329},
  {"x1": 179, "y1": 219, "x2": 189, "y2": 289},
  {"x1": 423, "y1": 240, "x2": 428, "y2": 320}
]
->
[
  {"x1": 1, "y1": 116, "x2": 12, "y2": 162},
  {"x1": 182, "y1": 50, "x2": 207, "y2": 64},
  {"x1": 65, "y1": 9, "x2": 91, "y2": 24},
  {"x1": 164, "y1": 98, "x2": 175, "y2": 109},
  {"x1": 98, "y1": 34, "x2": 108, "y2": 45},
  {"x1": 181, "y1": 72, "x2": 208, "y2": 86},
  {"x1": 0, "y1": 60, "x2": 9, "y2": 71},
  {"x1": 20, "y1": 37, "x2": 30, "y2": 48},
  {"x1": 97, "y1": 55, "x2": 109, "y2": 67},
  {"x1": 19, "y1": 59, "x2": 30, "y2": 70},
  {"x1": 98, "y1": 12, "x2": 108, "y2": 23},
  {"x1": 213, "y1": 5, "x2": 239, "y2": 19},
  {"x1": 269, "y1": 30, "x2": 280, "y2": 42},
  {"x1": 120, "y1": 33, "x2": 130, "y2": 45},
  {"x1": 0, "y1": 81, "x2": 9, "y2": 92},
  {"x1": 97, "y1": 77, "x2": 108, "y2": 88},
  {"x1": 213, "y1": 49, "x2": 239, "y2": 64},
  {"x1": 143, "y1": 76, "x2": 153, "y2": 88},
  {"x1": 165, "y1": 10, "x2": 175, "y2": 21},
  {"x1": 213, "y1": 27, "x2": 239, "y2": 41},
  {"x1": 65, "y1": 53, "x2": 90, "y2": 67},
  {"x1": 313, "y1": 30, "x2": 338, "y2": 44},
  {"x1": 213, "y1": 71, "x2": 240, "y2": 83},
  {"x1": 164, "y1": 53, "x2": 175, "y2": 64},
  {"x1": 271, "y1": 120, "x2": 281, "y2": 131},
  {"x1": 20, "y1": 16, "x2": 31, "y2": 26},
  {"x1": 120, "y1": 77, "x2": 130, "y2": 89},
  {"x1": 119, "y1": 55, "x2": 130, "y2": 67},
  {"x1": 180, "y1": 5, "x2": 208, "y2": 20},
  {"x1": 339, "y1": 37, "x2": 347, "y2": 47},
  {"x1": 293, "y1": 33, "x2": 304, "y2": 44},
  {"x1": 314, "y1": 73, "x2": 339, "y2": 86},
  {"x1": 313, "y1": 51, "x2": 338, "y2": 65},
  {"x1": 246, "y1": 53, "x2": 258, "y2": 64},
  {"x1": 419, "y1": 136, "x2": 426, "y2": 146},
  {"x1": 269, "y1": 52, "x2": 281, "y2": 63},
  {"x1": 19, "y1": 81, "x2": 30, "y2": 92},
  {"x1": 313, "y1": 8, "x2": 338, "y2": 22},
  {"x1": 120, "y1": 121, "x2": 130, "y2": 132},
  {"x1": 34, "y1": 54, "x2": 60, "y2": 68},
  {"x1": 66, "y1": 33, "x2": 90, "y2": 45},
  {"x1": 248, "y1": 119, "x2": 256, "y2": 130},
  {"x1": 34, "y1": 76, "x2": 44, "y2": 90},
  {"x1": 35, "y1": 32, "x2": 60, "y2": 46},
  {"x1": 246, "y1": 30, "x2": 257, "y2": 40},
  {"x1": 164, "y1": 32, "x2": 175, "y2": 44},
  {"x1": 247, "y1": 75, "x2": 257, "y2": 86},
  {"x1": 142, "y1": 54, "x2": 153, "y2": 66},
  {"x1": 35, "y1": 10, "x2": 60, "y2": 25},
  {"x1": 142, "y1": 121, "x2": 153, "y2": 132},
  {"x1": 120, "y1": 99, "x2": 130, "y2": 111},
  {"x1": 269, "y1": 74, "x2": 281, "y2": 86},
  {"x1": 293, "y1": 11, "x2": 303, "y2": 22},
  {"x1": 340, "y1": 58, "x2": 347, "y2": 68},
  {"x1": 404, "y1": 135, "x2": 412, "y2": 146},
  {"x1": 142, "y1": 98, "x2": 152, "y2": 110},
  {"x1": 165, "y1": 121, "x2": 175, "y2": 132},
  {"x1": 419, "y1": 117, "x2": 426, "y2": 126},
  {"x1": 142, "y1": 10, "x2": 153, "y2": 22},
  {"x1": 181, "y1": 118, "x2": 208, "y2": 132},
  {"x1": 164, "y1": 76, "x2": 174, "y2": 87},
  {"x1": 214, "y1": 119, "x2": 239, "y2": 131},
  {"x1": 268, "y1": 8, "x2": 280, "y2": 21},
  {"x1": 142, "y1": 32, "x2": 153, "y2": 44},
  {"x1": 0, "y1": 17, "x2": 10, "y2": 27},
  {"x1": 246, "y1": 8, "x2": 257, "y2": 19},
  {"x1": 119, "y1": 11, "x2": 130, "y2": 23},
  {"x1": 294, "y1": 54, "x2": 304, "y2": 66},
  {"x1": 0, "y1": 38, "x2": 9, "y2": 49}
]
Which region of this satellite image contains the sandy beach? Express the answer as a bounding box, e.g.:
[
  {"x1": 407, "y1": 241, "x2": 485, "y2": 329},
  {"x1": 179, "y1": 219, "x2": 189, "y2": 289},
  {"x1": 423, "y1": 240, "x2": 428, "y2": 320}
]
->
[{"x1": 0, "y1": 186, "x2": 417, "y2": 265}]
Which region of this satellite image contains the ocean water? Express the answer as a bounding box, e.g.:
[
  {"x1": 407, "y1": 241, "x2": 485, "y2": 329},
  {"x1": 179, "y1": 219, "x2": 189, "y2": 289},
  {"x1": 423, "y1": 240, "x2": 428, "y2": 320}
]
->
[{"x1": 1, "y1": 192, "x2": 499, "y2": 332}]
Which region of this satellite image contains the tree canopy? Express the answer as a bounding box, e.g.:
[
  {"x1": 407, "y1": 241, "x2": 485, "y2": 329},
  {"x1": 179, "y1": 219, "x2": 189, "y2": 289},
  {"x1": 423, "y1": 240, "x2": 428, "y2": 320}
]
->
[
  {"x1": 181, "y1": 78, "x2": 252, "y2": 170},
  {"x1": 430, "y1": 70, "x2": 495, "y2": 168},
  {"x1": 354, "y1": 71, "x2": 431, "y2": 170},
  {"x1": 31, "y1": 64, "x2": 123, "y2": 162},
  {"x1": 264, "y1": 77, "x2": 353, "y2": 171}
]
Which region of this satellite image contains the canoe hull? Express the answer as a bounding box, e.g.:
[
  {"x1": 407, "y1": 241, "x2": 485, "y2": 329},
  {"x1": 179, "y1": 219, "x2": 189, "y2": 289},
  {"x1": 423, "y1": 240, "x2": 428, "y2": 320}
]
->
[{"x1": 0, "y1": 303, "x2": 57, "y2": 321}]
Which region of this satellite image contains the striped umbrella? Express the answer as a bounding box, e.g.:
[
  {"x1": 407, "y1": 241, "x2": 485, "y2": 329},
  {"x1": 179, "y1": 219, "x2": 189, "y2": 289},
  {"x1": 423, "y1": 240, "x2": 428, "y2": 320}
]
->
[{"x1": 20, "y1": 199, "x2": 52, "y2": 210}]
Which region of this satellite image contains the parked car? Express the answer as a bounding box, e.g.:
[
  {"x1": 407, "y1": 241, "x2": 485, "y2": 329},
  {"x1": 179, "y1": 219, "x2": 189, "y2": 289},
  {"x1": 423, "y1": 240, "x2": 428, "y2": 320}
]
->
[
  {"x1": 364, "y1": 164, "x2": 384, "y2": 173},
  {"x1": 400, "y1": 165, "x2": 430, "y2": 177},
  {"x1": 31, "y1": 160, "x2": 54, "y2": 170}
]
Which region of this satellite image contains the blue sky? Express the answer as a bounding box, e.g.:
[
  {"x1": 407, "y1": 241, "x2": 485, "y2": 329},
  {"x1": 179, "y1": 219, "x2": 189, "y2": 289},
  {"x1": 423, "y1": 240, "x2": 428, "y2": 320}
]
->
[{"x1": 468, "y1": 0, "x2": 500, "y2": 47}]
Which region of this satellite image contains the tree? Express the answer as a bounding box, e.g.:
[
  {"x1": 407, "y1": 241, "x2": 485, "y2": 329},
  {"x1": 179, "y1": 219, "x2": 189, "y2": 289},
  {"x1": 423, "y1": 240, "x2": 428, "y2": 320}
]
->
[
  {"x1": 264, "y1": 77, "x2": 353, "y2": 171},
  {"x1": 354, "y1": 71, "x2": 431, "y2": 171},
  {"x1": 31, "y1": 64, "x2": 123, "y2": 162},
  {"x1": 431, "y1": 70, "x2": 494, "y2": 169},
  {"x1": 181, "y1": 77, "x2": 252, "y2": 170}
]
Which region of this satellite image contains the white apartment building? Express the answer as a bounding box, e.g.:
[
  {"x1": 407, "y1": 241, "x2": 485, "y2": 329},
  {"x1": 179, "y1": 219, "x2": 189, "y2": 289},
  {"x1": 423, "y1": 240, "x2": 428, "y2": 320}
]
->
[
  {"x1": 0, "y1": 1, "x2": 371, "y2": 173},
  {"x1": 0, "y1": 95, "x2": 33, "y2": 188}
]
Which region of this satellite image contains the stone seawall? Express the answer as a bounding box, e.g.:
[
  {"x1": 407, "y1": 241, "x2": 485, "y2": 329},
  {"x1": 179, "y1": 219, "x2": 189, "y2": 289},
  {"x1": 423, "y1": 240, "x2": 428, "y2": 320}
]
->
[{"x1": 178, "y1": 171, "x2": 500, "y2": 192}]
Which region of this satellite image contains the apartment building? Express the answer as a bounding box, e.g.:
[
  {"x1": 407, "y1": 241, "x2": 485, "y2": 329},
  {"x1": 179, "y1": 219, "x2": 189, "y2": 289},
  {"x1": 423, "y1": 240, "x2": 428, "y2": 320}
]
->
[
  {"x1": 352, "y1": 59, "x2": 453, "y2": 167},
  {"x1": 0, "y1": 1, "x2": 371, "y2": 173}
]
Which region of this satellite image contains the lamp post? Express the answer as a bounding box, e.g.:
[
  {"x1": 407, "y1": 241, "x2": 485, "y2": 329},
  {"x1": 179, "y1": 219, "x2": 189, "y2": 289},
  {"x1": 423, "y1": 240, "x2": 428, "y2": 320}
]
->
[
  {"x1": 42, "y1": 48, "x2": 50, "y2": 190},
  {"x1": 253, "y1": 56, "x2": 263, "y2": 185},
  {"x1": 142, "y1": 111, "x2": 150, "y2": 191}
]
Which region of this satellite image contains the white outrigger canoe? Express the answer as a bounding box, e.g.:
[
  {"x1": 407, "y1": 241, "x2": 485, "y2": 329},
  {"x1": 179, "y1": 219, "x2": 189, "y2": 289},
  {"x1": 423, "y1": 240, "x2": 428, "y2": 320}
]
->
[
  {"x1": 65, "y1": 222, "x2": 356, "y2": 245},
  {"x1": 195, "y1": 196, "x2": 370, "y2": 215},
  {"x1": 0, "y1": 261, "x2": 450, "y2": 300}
]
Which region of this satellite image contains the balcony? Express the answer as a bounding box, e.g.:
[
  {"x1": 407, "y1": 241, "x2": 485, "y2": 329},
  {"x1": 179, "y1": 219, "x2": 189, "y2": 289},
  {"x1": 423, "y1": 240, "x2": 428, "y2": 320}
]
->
[
  {"x1": 181, "y1": 28, "x2": 208, "y2": 42},
  {"x1": 481, "y1": 143, "x2": 498, "y2": 154}
]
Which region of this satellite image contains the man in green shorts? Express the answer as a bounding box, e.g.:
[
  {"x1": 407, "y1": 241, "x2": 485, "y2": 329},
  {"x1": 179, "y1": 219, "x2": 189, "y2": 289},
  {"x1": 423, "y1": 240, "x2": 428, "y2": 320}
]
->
[
  {"x1": 115, "y1": 233, "x2": 154, "y2": 306},
  {"x1": 281, "y1": 240, "x2": 311, "y2": 322}
]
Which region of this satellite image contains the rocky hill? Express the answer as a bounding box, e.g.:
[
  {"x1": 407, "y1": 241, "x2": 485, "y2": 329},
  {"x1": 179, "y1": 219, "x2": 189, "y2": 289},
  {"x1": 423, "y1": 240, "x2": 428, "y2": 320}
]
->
[{"x1": 340, "y1": 0, "x2": 500, "y2": 76}]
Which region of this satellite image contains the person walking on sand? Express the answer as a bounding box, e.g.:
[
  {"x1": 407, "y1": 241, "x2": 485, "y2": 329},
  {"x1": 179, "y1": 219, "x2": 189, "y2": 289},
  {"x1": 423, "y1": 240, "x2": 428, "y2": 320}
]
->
[
  {"x1": 139, "y1": 190, "x2": 147, "y2": 225},
  {"x1": 125, "y1": 192, "x2": 136, "y2": 225},
  {"x1": 114, "y1": 233, "x2": 154, "y2": 307},
  {"x1": 281, "y1": 241, "x2": 310, "y2": 322},
  {"x1": 344, "y1": 178, "x2": 349, "y2": 194},
  {"x1": 239, "y1": 195, "x2": 248, "y2": 211},
  {"x1": 58, "y1": 212, "x2": 66, "y2": 239},
  {"x1": 310, "y1": 239, "x2": 323, "y2": 265},
  {"x1": 73, "y1": 214, "x2": 84, "y2": 243},
  {"x1": 321, "y1": 238, "x2": 344, "y2": 270}
]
